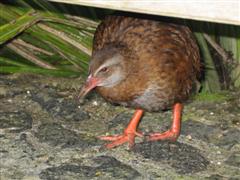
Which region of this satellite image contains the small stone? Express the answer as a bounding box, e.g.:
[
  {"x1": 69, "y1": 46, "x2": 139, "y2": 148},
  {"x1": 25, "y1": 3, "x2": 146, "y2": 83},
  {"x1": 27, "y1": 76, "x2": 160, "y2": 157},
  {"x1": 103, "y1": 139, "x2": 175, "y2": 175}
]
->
[
  {"x1": 95, "y1": 171, "x2": 102, "y2": 176},
  {"x1": 186, "y1": 135, "x2": 192, "y2": 140},
  {"x1": 52, "y1": 82, "x2": 58, "y2": 87},
  {"x1": 0, "y1": 87, "x2": 7, "y2": 97},
  {"x1": 78, "y1": 106, "x2": 81, "y2": 109},
  {"x1": 217, "y1": 162, "x2": 221, "y2": 165},
  {"x1": 210, "y1": 112, "x2": 214, "y2": 115},
  {"x1": 92, "y1": 101, "x2": 98, "y2": 106},
  {"x1": 217, "y1": 151, "x2": 221, "y2": 154},
  {"x1": 105, "y1": 132, "x2": 110, "y2": 136},
  {"x1": 7, "y1": 99, "x2": 12, "y2": 103},
  {"x1": 26, "y1": 90, "x2": 31, "y2": 94}
]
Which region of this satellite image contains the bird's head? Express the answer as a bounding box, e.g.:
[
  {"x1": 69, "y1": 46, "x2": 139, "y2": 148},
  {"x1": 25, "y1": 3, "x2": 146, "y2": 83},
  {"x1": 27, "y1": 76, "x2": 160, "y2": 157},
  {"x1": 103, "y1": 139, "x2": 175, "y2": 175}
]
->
[{"x1": 78, "y1": 46, "x2": 128, "y2": 99}]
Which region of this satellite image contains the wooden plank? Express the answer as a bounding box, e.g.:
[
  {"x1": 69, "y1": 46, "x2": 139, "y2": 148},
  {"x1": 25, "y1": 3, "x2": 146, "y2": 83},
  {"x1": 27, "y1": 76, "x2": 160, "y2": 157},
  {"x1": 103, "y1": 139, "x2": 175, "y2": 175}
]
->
[{"x1": 48, "y1": 0, "x2": 240, "y2": 25}]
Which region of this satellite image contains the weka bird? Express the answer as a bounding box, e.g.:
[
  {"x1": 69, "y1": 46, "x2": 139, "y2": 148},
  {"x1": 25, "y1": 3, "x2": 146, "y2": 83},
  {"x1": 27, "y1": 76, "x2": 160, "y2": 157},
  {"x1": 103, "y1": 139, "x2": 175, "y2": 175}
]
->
[{"x1": 79, "y1": 16, "x2": 200, "y2": 149}]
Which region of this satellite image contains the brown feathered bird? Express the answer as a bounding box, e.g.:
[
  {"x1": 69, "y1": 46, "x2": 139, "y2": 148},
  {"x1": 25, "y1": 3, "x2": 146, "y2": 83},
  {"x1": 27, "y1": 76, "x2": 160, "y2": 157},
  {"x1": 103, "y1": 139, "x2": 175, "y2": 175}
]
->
[{"x1": 79, "y1": 16, "x2": 201, "y2": 149}]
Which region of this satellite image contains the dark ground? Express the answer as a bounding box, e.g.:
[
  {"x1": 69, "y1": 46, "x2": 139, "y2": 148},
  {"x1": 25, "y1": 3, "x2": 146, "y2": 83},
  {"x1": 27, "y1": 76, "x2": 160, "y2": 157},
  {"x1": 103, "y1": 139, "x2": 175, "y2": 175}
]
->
[{"x1": 0, "y1": 74, "x2": 239, "y2": 179}]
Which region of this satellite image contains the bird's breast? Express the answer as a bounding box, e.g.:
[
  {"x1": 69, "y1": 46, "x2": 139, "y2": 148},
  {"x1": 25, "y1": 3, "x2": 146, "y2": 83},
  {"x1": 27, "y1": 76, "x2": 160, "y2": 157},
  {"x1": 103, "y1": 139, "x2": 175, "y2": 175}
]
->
[{"x1": 130, "y1": 84, "x2": 174, "y2": 111}]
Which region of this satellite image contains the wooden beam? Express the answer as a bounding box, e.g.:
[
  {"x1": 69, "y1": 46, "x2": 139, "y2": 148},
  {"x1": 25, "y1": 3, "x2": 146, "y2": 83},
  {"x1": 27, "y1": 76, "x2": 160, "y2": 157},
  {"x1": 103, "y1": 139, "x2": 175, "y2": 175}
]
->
[{"x1": 48, "y1": 0, "x2": 240, "y2": 25}]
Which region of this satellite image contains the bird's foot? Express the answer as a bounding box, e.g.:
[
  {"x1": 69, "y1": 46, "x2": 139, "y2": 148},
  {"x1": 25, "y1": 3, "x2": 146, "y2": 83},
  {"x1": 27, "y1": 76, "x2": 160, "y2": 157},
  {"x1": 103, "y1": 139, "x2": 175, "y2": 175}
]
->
[
  {"x1": 147, "y1": 103, "x2": 182, "y2": 142},
  {"x1": 98, "y1": 130, "x2": 143, "y2": 149},
  {"x1": 147, "y1": 129, "x2": 179, "y2": 142},
  {"x1": 98, "y1": 109, "x2": 144, "y2": 149}
]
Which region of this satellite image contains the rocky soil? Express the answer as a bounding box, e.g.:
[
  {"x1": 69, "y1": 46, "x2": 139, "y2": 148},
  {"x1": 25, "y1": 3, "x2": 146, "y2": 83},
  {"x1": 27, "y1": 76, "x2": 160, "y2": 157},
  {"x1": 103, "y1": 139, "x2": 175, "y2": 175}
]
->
[{"x1": 0, "y1": 74, "x2": 239, "y2": 179}]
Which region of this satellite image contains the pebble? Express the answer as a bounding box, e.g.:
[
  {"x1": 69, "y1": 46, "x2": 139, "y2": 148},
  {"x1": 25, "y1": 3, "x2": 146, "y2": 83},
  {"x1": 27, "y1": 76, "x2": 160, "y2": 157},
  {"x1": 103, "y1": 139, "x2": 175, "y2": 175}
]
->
[
  {"x1": 92, "y1": 101, "x2": 98, "y2": 106},
  {"x1": 217, "y1": 151, "x2": 221, "y2": 154},
  {"x1": 0, "y1": 87, "x2": 7, "y2": 96},
  {"x1": 186, "y1": 135, "x2": 192, "y2": 140}
]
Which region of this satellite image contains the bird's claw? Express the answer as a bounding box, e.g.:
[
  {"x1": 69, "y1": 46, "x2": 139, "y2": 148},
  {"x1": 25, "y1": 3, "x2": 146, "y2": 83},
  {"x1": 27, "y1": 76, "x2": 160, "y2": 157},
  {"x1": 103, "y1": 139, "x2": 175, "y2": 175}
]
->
[
  {"x1": 146, "y1": 130, "x2": 179, "y2": 142},
  {"x1": 98, "y1": 131, "x2": 143, "y2": 149}
]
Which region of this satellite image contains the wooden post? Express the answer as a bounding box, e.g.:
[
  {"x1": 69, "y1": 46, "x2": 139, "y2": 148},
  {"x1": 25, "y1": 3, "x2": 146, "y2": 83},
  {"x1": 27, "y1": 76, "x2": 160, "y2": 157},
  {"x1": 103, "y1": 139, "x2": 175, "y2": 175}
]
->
[{"x1": 48, "y1": 0, "x2": 240, "y2": 25}]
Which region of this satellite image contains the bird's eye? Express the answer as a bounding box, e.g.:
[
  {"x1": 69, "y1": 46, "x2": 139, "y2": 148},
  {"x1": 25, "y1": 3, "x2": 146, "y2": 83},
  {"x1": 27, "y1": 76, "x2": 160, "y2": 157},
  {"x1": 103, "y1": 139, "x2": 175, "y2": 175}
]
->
[{"x1": 100, "y1": 67, "x2": 108, "y2": 73}]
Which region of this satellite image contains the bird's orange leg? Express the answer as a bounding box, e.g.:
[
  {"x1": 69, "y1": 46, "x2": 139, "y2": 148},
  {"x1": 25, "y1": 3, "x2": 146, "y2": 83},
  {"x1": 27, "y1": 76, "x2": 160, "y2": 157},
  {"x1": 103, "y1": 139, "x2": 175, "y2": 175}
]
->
[
  {"x1": 147, "y1": 103, "x2": 183, "y2": 141},
  {"x1": 98, "y1": 109, "x2": 144, "y2": 149}
]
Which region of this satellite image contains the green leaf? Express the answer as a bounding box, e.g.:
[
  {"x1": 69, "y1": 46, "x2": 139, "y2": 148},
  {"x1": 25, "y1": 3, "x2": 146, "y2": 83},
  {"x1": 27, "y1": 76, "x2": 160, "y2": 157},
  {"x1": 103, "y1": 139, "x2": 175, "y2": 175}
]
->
[
  {"x1": 0, "y1": 57, "x2": 28, "y2": 67},
  {"x1": 0, "y1": 66, "x2": 80, "y2": 77},
  {"x1": 0, "y1": 10, "x2": 42, "y2": 44},
  {"x1": 195, "y1": 32, "x2": 221, "y2": 92}
]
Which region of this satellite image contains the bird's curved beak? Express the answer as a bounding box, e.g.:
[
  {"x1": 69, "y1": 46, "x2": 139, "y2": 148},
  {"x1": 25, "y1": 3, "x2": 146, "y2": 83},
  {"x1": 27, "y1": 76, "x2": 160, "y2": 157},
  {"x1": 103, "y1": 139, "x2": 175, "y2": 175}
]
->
[{"x1": 78, "y1": 75, "x2": 100, "y2": 99}]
